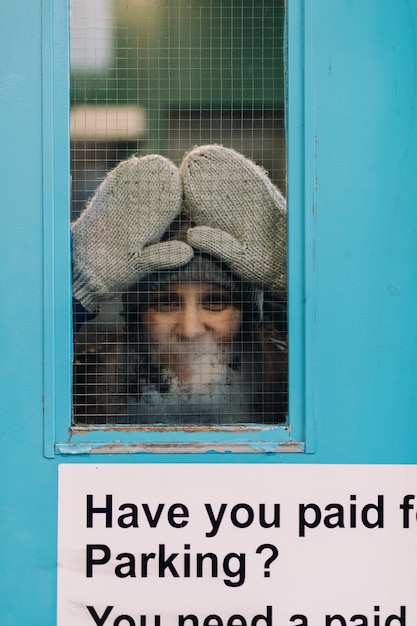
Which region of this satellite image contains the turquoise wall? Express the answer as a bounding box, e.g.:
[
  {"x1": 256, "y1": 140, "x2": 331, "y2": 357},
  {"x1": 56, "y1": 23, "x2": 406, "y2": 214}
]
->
[{"x1": 1, "y1": 0, "x2": 417, "y2": 623}]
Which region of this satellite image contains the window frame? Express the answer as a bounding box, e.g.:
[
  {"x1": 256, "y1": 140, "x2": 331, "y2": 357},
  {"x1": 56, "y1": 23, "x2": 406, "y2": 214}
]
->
[{"x1": 43, "y1": 0, "x2": 314, "y2": 456}]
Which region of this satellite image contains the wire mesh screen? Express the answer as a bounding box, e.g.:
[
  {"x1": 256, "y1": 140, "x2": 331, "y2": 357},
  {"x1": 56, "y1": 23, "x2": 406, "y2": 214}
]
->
[{"x1": 70, "y1": 0, "x2": 287, "y2": 426}]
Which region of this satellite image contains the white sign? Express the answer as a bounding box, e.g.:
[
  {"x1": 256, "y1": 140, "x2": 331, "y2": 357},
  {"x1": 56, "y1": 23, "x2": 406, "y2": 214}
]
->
[{"x1": 58, "y1": 464, "x2": 417, "y2": 626}]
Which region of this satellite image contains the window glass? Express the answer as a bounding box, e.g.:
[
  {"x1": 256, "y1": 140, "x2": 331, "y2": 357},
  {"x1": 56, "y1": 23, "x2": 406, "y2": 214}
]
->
[{"x1": 70, "y1": 0, "x2": 287, "y2": 427}]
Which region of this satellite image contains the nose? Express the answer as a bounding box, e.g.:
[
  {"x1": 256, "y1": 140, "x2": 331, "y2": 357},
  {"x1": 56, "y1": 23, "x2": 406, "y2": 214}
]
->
[{"x1": 177, "y1": 302, "x2": 206, "y2": 340}]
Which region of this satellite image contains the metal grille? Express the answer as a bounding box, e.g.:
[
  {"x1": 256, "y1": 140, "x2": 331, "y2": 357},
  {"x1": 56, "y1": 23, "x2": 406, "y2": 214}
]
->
[{"x1": 70, "y1": 0, "x2": 287, "y2": 426}]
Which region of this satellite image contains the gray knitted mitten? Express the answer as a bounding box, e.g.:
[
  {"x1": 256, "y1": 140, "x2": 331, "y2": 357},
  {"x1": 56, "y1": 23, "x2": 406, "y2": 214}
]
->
[
  {"x1": 180, "y1": 145, "x2": 287, "y2": 291},
  {"x1": 72, "y1": 155, "x2": 193, "y2": 311}
]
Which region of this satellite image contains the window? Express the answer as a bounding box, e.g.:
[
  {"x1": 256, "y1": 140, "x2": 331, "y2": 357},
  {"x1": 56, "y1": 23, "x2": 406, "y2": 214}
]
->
[{"x1": 48, "y1": 0, "x2": 309, "y2": 453}]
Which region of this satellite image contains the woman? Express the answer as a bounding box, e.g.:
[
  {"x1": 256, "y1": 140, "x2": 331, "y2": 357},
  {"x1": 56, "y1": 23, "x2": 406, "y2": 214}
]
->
[{"x1": 72, "y1": 145, "x2": 287, "y2": 425}]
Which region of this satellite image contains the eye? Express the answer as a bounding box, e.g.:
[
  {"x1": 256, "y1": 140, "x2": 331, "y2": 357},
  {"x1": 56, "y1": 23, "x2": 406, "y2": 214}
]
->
[
  {"x1": 148, "y1": 292, "x2": 180, "y2": 312},
  {"x1": 201, "y1": 293, "x2": 233, "y2": 312}
]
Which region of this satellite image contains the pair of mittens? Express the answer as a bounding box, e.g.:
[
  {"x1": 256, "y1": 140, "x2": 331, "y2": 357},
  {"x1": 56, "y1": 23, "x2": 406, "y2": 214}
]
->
[{"x1": 71, "y1": 146, "x2": 286, "y2": 311}]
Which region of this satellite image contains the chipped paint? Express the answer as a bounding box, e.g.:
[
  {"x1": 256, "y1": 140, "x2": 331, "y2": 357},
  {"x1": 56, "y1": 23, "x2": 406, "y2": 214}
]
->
[
  {"x1": 59, "y1": 422, "x2": 299, "y2": 455},
  {"x1": 69, "y1": 423, "x2": 291, "y2": 435},
  {"x1": 57, "y1": 439, "x2": 304, "y2": 455}
]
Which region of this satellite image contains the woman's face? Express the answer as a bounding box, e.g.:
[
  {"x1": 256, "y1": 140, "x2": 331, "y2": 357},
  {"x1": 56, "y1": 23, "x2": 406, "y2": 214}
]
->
[{"x1": 140, "y1": 282, "x2": 242, "y2": 383}]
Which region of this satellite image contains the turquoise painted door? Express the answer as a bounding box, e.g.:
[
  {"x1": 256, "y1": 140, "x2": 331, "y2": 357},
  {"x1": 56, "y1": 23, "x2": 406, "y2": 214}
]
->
[{"x1": 1, "y1": 1, "x2": 417, "y2": 624}]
